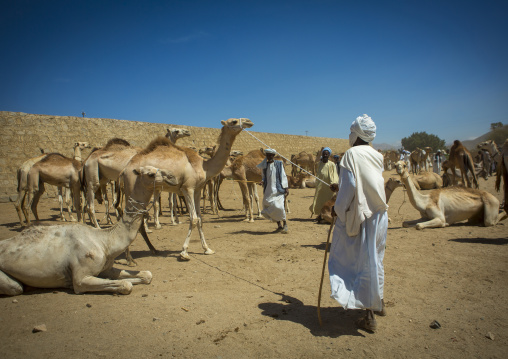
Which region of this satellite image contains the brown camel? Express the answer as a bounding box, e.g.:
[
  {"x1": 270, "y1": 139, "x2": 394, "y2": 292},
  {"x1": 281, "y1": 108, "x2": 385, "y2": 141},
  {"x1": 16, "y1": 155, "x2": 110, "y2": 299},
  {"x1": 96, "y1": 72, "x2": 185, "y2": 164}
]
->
[
  {"x1": 14, "y1": 153, "x2": 47, "y2": 225},
  {"x1": 448, "y1": 140, "x2": 478, "y2": 188},
  {"x1": 383, "y1": 150, "x2": 399, "y2": 170},
  {"x1": 492, "y1": 140, "x2": 508, "y2": 215},
  {"x1": 82, "y1": 138, "x2": 141, "y2": 228},
  {"x1": 394, "y1": 161, "x2": 503, "y2": 229},
  {"x1": 24, "y1": 153, "x2": 83, "y2": 226},
  {"x1": 409, "y1": 148, "x2": 426, "y2": 174},
  {"x1": 122, "y1": 118, "x2": 254, "y2": 262},
  {"x1": 412, "y1": 171, "x2": 443, "y2": 190},
  {"x1": 290, "y1": 151, "x2": 315, "y2": 177}
]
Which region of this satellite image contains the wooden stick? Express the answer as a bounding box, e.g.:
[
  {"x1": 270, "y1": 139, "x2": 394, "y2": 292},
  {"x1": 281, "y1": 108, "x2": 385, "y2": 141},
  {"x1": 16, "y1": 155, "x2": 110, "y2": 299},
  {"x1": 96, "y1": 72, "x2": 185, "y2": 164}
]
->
[{"x1": 317, "y1": 213, "x2": 336, "y2": 326}]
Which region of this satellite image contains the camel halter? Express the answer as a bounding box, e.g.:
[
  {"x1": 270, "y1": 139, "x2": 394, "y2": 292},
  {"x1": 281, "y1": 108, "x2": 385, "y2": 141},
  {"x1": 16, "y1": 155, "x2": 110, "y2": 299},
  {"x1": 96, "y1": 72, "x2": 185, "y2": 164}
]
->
[
  {"x1": 123, "y1": 170, "x2": 163, "y2": 221},
  {"x1": 243, "y1": 130, "x2": 331, "y2": 186}
]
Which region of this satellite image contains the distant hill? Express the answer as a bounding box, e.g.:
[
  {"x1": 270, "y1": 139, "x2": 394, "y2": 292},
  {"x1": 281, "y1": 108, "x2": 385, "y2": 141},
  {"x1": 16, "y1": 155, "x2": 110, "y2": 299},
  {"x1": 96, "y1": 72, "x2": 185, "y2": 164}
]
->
[
  {"x1": 373, "y1": 143, "x2": 398, "y2": 151},
  {"x1": 459, "y1": 124, "x2": 508, "y2": 151}
]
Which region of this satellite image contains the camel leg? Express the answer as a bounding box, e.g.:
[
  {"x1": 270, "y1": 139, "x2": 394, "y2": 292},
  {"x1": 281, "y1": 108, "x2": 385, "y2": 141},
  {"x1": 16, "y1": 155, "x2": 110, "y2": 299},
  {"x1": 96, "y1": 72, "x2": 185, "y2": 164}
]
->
[
  {"x1": 153, "y1": 188, "x2": 162, "y2": 230},
  {"x1": 179, "y1": 189, "x2": 201, "y2": 260},
  {"x1": 252, "y1": 184, "x2": 263, "y2": 218},
  {"x1": 415, "y1": 217, "x2": 447, "y2": 230},
  {"x1": 73, "y1": 275, "x2": 134, "y2": 295},
  {"x1": 14, "y1": 190, "x2": 27, "y2": 226},
  {"x1": 65, "y1": 187, "x2": 76, "y2": 221},
  {"x1": 86, "y1": 186, "x2": 101, "y2": 228},
  {"x1": 99, "y1": 267, "x2": 152, "y2": 285},
  {"x1": 168, "y1": 193, "x2": 179, "y2": 225},
  {"x1": 194, "y1": 191, "x2": 214, "y2": 256},
  {"x1": 402, "y1": 217, "x2": 430, "y2": 228},
  {"x1": 0, "y1": 270, "x2": 24, "y2": 296},
  {"x1": 71, "y1": 185, "x2": 82, "y2": 223},
  {"x1": 30, "y1": 183, "x2": 45, "y2": 224},
  {"x1": 238, "y1": 181, "x2": 254, "y2": 222},
  {"x1": 57, "y1": 187, "x2": 65, "y2": 221},
  {"x1": 102, "y1": 183, "x2": 114, "y2": 225}
]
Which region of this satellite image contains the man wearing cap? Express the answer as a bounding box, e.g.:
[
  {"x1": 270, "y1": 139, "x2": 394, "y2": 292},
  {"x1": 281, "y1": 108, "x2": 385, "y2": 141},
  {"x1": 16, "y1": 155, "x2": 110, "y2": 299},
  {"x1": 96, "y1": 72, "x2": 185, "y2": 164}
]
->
[
  {"x1": 328, "y1": 114, "x2": 388, "y2": 332},
  {"x1": 257, "y1": 149, "x2": 289, "y2": 233},
  {"x1": 309, "y1": 147, "x2": 339, "y2": 223}
]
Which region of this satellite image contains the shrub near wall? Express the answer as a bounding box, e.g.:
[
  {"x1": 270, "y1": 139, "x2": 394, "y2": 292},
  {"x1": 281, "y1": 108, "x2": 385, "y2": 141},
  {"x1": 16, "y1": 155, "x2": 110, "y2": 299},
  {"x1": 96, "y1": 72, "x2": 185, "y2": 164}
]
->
[{"x1": 0, "y1": 112, "x2": 349, "y2": 202}]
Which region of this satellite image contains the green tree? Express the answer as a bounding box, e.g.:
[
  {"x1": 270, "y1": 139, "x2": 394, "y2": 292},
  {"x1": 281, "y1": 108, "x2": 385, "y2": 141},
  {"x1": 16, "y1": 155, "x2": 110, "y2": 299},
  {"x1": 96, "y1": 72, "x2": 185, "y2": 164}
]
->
[
  {"x1": 490, "y1": 122, "x2": 503, "y2": 131},
  {"x1": 401, "y1": 132, "x2": 446, "y2": 152}
]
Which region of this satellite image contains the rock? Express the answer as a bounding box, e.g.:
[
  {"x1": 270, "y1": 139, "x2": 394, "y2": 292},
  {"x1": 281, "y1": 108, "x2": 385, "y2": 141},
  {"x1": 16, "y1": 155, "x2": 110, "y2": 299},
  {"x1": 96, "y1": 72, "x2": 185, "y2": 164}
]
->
[
  {"x1": 12, "y1": 299, "x2": 18, "y2": 303},
  {"x1": 153, "y1": 317, "x2": 160, "y2": 321},
  {"x1": 32, "y1": 324, "x2": 47, "y2": 333},
  {"x1": 142, "y1": 294, "x2": 148, "y2": 297},
  {"x1": 86, "y1": 303, "x2": 92, "y2": 308},
  {"x1": 430, "y1": 320, "x2": 441, "y2": 329},
  {"x1": 486, "y1": 332, "x2": 495, "y2": 340},
  {"x1": 214, "y1": 225, "x2": 221, "y2": 228}
]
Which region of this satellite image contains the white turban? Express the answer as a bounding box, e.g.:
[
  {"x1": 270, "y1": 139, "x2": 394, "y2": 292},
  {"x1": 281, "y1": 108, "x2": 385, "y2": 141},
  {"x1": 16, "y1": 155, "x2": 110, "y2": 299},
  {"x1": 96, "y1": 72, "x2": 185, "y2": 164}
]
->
[
  {"x1": 264, "y1": 148, "x2": 277, "y2": 154},
  {"x1": 349, "y1": 114, "x2": 376, "y2": 146}
]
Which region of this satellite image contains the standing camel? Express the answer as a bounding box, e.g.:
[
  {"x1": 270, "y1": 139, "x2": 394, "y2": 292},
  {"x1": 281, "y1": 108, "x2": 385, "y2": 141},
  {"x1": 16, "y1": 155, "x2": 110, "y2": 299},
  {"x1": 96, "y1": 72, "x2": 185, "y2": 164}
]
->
[
  {"x1": 478, "y1": 140, "x2": 508, "y2": 214},
  {"x1": 0, "y1": 166, "x2": 176, "y2": 296},
  {"x1": 290, "y1": 151, "x2": 315, "y2": 176},
  {"x1": 24, "y1": 153, "x2": 83, "y2": 226},
  {"x1": 122, "y1": 118, "x2": 254, "y2": 262},
  {"x1": 394, "y1": 161, "x2": 503, "y2": 229},
  {"x1": 82, "y1": 138, "x2": 140, "y2": 228},
  {"x1": 448, "y1": 140, "x2": 478, "y2": 188}
]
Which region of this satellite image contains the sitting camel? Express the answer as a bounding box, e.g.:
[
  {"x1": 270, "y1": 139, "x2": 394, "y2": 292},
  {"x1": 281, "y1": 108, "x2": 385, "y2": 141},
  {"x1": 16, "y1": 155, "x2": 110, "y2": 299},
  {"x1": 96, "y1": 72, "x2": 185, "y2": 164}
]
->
[
  {"x1": 394, "y1": 161, "x2": 505, "y2": 229},
  {"x1": 0, "y1": 166, "x2": 176, "y2": 296}
]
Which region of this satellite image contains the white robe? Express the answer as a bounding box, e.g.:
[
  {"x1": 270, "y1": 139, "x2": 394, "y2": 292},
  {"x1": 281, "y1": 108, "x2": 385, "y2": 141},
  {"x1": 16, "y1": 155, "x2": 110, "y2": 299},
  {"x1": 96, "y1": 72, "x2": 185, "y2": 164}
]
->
[
  {"x1": 261, "y1": 162, "x2": 288, "y2": 222},
  {"x1": 328, "y1": 147, "x2": 388, "y2": 311}
]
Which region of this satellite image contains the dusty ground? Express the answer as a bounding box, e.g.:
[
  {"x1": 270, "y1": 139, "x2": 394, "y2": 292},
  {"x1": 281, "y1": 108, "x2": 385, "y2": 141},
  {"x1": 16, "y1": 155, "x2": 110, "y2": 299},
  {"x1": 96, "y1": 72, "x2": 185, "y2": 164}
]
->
[{"x1": 0, "y1": 169, "x2": 507, "y2": 359}]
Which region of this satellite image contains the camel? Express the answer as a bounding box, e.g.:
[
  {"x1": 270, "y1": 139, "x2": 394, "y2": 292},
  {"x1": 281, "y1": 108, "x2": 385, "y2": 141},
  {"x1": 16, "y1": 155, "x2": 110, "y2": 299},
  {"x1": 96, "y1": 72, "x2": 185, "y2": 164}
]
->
[
  {"x1": 479, "y1": 140, "x2": 508, "y2": 214},
  {"x1": 320, "y1": 177, "x2": 403, "y2": 224},
  {"x1": 448, "y1": 140, "x2": 478, "y2": 188},
  {"x1": 122, "y1": 118, "x2": 254, "y2": 262},
  {"x1": 23, "y1": 153, "x2": 83, "y2": 226},
  {"x1": 394, "y1": 161, "x2": 504, "y2": 229},
  {"x1": 478, "y1": 140, "x2": 504, "y2": 174},
  {"x1": 14, "y1": 142, "x2": 91, "y2": 226},
  {"x1": 290, "y1": 151, "x2": 315, "y2": 177},
  {"x1": 231, "y1": 149, "x2": 265, "y2": 222},
  {"x1": 0, "y1": 166, "x2": 176, "y2": 296},
  {"x1": 82, "y1": 138, "x2": 141, "y2": 228},
  {"x1": 383, "y1": 150, "x2": 399, "y2": 170},
  {"x1": 409, "y1": 148, "x2": 428, "y2": 174},
  {"x1": 150, "y1": 128, "x2": 193, "y2": 229}
]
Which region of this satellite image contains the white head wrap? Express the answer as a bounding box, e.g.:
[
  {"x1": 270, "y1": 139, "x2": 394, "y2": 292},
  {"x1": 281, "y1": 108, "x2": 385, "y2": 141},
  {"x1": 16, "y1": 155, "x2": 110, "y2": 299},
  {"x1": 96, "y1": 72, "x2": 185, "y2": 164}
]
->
[
  {"x1": 257, "y1": 148, "x2": 277, "y2": 169},
  {"x1": 264, "y1": 148, "x2": 277, "y2": 154},
  {"x1": 349, "y1": 114, "x2": 376, "y2": 147}
]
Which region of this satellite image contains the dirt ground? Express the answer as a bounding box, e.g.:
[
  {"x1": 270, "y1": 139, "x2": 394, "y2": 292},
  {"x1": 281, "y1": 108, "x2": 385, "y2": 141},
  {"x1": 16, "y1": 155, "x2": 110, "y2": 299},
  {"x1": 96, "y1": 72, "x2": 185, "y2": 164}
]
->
[{"x1": 1, "y1": 169, "x2": 507, "y2": 359}]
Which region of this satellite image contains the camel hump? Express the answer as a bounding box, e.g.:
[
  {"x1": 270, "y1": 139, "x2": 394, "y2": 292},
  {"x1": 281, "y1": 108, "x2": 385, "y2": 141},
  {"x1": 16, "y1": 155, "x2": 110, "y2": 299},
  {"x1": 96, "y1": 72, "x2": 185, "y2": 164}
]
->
[
  {"x1": 139, "y1": 136, "x2": 175, "y2": 155},
  {"x1": 39, "y1": 153, "x2": 67, "y2": 162},
  {"x1": 104, "y1": 138, "x2": 131, "y2": 149}
]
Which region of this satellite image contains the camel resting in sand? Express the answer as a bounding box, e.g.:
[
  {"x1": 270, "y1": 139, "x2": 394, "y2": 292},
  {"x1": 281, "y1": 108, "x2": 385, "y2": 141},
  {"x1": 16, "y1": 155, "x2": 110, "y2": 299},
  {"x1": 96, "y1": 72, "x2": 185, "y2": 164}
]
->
[
  {"x1": 0, "y1": 166, "x2": 177, "y2": 296},
  {"x1": 394, "y1": 161, "x2": 505, "y2": 229}
]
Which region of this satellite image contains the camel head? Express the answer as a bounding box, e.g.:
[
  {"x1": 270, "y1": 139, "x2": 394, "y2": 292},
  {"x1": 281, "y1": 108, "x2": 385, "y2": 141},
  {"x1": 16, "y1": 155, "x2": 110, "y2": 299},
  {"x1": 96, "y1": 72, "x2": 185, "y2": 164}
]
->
[
  {"x1": 75, "y1": 141, "x2": 91, "y2": 149},
  {"x1": 477, "y1": 140, "x2": 495, "y2": 153},
  {"x1": 166, "y1": 128, "x2": 191, "y2": 141},
  {"x1": 230, "y1": 150, "x2": 243, "y2": 157},
  {"x1": 220, "y1": 118, "x2": 254, "y2": 132},
  {"x1": 394, "y1": 161, "x2": 408, "y2": 176},
  {"x1": 386, "y1": 177, "x2": 403, "y2": 190},
  {"x1": 199, "y1": 145, "x2": 216, "y2": 157},
  {"x1": 132, "y1": 166, "x2": 178, "y2": 191}
]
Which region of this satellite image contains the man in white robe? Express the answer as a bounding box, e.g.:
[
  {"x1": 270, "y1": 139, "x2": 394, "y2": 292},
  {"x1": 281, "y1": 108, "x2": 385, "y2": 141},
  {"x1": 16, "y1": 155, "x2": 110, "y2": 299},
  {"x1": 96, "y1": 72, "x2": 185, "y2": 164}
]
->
[
  {"x1": 257, "y1": 149, "x2": 289, "y2": 233},
  {"x1": 328, "y1": 114, "x2": 388, "y2": 332}
]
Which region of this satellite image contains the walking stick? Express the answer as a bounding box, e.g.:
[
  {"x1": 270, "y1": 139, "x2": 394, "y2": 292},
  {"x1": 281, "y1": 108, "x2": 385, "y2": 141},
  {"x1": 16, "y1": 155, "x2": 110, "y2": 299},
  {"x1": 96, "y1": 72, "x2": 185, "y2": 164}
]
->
[{"x1": 317, "y1": 211, "x2": 336, "y2": 326}]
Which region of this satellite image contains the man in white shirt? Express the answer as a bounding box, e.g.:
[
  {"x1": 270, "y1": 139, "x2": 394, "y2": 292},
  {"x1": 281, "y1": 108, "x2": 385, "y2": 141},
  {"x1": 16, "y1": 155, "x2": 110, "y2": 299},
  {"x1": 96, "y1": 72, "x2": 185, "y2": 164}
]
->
[{"x1": 328, "y1": 114, "x2": 388, "y2": 332}]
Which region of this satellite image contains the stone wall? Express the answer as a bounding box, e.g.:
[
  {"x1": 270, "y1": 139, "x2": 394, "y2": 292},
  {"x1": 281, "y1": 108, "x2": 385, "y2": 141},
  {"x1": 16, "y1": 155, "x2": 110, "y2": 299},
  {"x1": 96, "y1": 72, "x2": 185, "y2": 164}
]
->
[{"x1": 0, "y1": 111, "x2": 349, "y2": 202}]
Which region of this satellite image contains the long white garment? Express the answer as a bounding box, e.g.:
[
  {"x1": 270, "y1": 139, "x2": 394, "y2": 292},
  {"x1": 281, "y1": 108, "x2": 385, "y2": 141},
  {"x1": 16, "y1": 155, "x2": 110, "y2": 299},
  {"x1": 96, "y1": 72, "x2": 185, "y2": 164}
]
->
[
  {"x1": 328, "y1": 166, "x2": 388, "y2": 311},
  {"x1": 261, "y1": 162, "x2": 288, "y2": 222}
]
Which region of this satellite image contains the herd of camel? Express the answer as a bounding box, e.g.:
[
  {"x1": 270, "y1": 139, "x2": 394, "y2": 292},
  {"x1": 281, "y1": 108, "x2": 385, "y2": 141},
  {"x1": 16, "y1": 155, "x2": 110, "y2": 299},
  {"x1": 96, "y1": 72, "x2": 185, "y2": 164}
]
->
[{"x1": 0, "y1": 118, "x2": 507, "y2": 296}]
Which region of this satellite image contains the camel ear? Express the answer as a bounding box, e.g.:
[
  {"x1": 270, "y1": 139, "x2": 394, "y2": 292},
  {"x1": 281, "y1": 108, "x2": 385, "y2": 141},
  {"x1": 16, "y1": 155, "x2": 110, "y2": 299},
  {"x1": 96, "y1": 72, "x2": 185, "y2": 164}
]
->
[
  {"x1": 75, "y1": 142, "x2": 79, "y2": 146},
  {"x1": 221, "y1": 120, "x2": 226, "y2": 126},
  {"x1": 133, "y1": 168, "x2": 141, "y2": 176}
]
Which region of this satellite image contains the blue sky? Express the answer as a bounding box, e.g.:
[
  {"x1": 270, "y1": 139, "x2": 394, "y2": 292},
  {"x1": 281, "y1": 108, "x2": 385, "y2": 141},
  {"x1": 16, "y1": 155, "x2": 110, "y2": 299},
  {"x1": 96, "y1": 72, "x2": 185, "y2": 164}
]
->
[{"x1": 1, "y1": 0, "x2": 506, "y2": 147}]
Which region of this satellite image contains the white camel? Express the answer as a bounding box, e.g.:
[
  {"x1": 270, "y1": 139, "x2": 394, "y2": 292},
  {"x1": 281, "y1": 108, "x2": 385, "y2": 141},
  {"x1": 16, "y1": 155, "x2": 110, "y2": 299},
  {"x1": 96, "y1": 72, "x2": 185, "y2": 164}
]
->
[
  {"x1": 394, "y1": 161, "x2": 505, "y2": 229},
  {"x1": 0, "y1": 166, "x2": 176, "y2": 296}
]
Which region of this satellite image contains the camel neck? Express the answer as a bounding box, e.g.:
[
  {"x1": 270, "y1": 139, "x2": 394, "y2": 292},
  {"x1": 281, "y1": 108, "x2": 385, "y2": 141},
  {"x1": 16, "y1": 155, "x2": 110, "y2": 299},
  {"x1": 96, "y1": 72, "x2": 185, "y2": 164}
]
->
[
  {"x1": 400, "y1": 171, "x2": 428, "y2": 212},
  {"x1": 203, "y1": 131, "x2": 239, "y2": 179},
  {"x1": 74, "y1": 147, "x2": 82, "y2": 162}
]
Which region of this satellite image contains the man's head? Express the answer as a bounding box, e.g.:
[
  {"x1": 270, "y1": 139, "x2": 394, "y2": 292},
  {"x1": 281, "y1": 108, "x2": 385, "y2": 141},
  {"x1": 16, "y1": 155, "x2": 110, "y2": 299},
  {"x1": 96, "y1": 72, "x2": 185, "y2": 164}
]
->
[
  {"x1": 349, "y1": 114, "x2": 376, "y2": 147},
  {"x1": 265, "y1": 148, "x2": 276, "y2": 163},
  {"x1": 321, "y1": 147, "x2": 332, "y2": 162}
]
